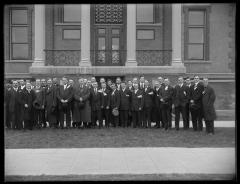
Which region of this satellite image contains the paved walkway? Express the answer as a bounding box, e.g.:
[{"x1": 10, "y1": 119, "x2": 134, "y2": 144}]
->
[{"x1": 5, "y1": 147, "x2": 235, "y2": 176}]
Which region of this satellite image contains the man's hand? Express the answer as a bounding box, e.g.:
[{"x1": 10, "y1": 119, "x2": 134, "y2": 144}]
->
[
  {"x1": 61, "y1": 99, "x2": 65, "y2": 103},
  {"x1": 41, "y1": 105, "x2": 44, "y2": 109},
  {"x1": 65, "y1": 99, "x2": 68, "y2": 103},
  {"x1": 106, "y1": 106, "x2": 109, "y2": 109},
  {"x1": 190, "y1": 100, "x2": 194, "y2": 103},
  {"x1": 160, "y1": 98, "x2": 164, "y2": 102},
  {"x1": 139, "y1": 107, "x2": 142, "y2": 111},
  {"x1": 80, "y1": 97, "x2": 83, "y2": 101},
  {"x1": 101, "y1": 105, "x2": 104, "y2": 109},
  {"x1": 24, "y1": 104, "x2": 28, "y2": 108}
]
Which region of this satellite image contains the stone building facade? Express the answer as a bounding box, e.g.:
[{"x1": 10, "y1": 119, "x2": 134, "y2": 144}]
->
[{"x1": 4, "y1": 4, "x2": 235, "y2": 118}]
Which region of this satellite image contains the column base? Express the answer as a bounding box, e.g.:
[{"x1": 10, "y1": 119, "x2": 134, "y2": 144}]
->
[
  {"x1": 172, "y1": 59, "x2": 185, "y2": 67},
  {"x1": 79, "y1": 59, "x2": 91, "y2": 67},
  {"x1": 32, "y1": 59, "x2": 45, "y2": 67},
  {"x1": 125, "y1": 59, "x2": 137, "y2": 66}
]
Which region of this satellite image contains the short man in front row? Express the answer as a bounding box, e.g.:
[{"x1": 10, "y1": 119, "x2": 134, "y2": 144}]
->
[
  {"x1": 189, "y1": 75, "x2": 204, "y2": 131},
  {"x1": 119, "y1": 81, "x2": 131, "y2": 127},
  {"x1": 160, "y1": 78, "x2": 174, "y2": 130},
  {"x1": 202, "y1": 77, "x2": 216, "y2": 135},
  {"x1": 110, "y1": 83, "x2": 120, "y2": 127},
  {"x1": 143, "y1": 80, "x2": 154, "y2": 128},
  {"x1": 57, "y1": 76, "x2": 73, "y2": 129},
  {"x1": 173, "y1": 76, "x2": 190, "y2": 130},
  {"x1": 131, "y1": 83, "x2": 144, "y2": 128}
]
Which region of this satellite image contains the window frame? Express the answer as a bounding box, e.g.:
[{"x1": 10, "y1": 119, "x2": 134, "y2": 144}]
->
[
  {"x1": 136, "y1": 29, "x2": 155, "y2": 40},
  {"x1": 9, "y1": 7, "x2": 32, "y2": 60},
  {"x1": 183, "y1": 5, "x2": 211, "y2": 61}
]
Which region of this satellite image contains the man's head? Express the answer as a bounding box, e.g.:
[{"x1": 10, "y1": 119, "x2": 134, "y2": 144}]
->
[
  {"x1": 101, "y1": 82, "x2": 107, "y2": 89},
  {"x1": 53, "y1": 77, "x2": 58, "y2": 85},
  {"x1": 36, "y1": 79, "x2": 41, "y2": 87},
  {"x1": 178, "y1": 76, "x2": 184, "y2": 85},
  {"x1": 164, "y1": 78, "x2": 170, "y2": 86},
  {"x1": 13, "y1": 80, "x2": 18, "y2": 88},
  {"x1": 139, "y1": 76, "x2": 145, "y2": 83},
  {"x1": 62, "y1": 76, "x2": 68, "y2": 85},
  {"x1": 69, "y1": 79, "x2": 74, "y2": 86},
  {"x1": 19, "y1": 79, "x2": 25, "y2": 86},
  {"x1": 144, "y1": 80, "x2": 149, "y2": 87},
  {"x1": 194, "y1": 75, "x2": 200, "y2": 84},
  {"x1": 41, "y1": 79, "x2": 46, "y2": 86},
  {"x1": 87, "y1": 80, "x2": 91, "y2": 87},
  {"x1": 133, "y1": 83, "x2": 139, "y2": 90},
  {"x1": 127, "y1": 80, "x2": 133, "y2": 87},
  {"x1": 185, "y1": 77, "x2": 191, "y2": 85},
  {"x1": 121, "y1": 81, "x2": 126, "y2": 89},
  {"x1": 116, "y1": 77, "x2": 121, "y2": 84},
  {"x1": 91, "y1": 77, "x2": 96, "y2": 83},
  {"x1": 107, "y1": 79, "x2": 112, "y2": 86},
  {"x1": 83, "y1": 78, "x2": 88, "y2": 84},
  {"x1": 47, "y1": 78, "x2": 52, "y2": 86},
  {"x1": 26, "y1": 82, "x2": 31, "y2": 90},
  {"x1": 78, "y1": 78, "x2": 84, "y2": 85},
  {"x1": 100, "y1": 77, "x2": 105, "y2": 84},
  {"x1": 203, "y1": 77, "x2": 209, "y2": 87},
  {"x1": 158, "y1": 76, "x2": 163, "y2": 84},
  {"x1": 154, "y1": 81, "x2": 160, "y2": 88},
  {"x1": 111, "y1": 83, "x2": 116, "y2": 90},
  {"x1": 92, "y1": 82, "x2": 98, "y2": 89}
]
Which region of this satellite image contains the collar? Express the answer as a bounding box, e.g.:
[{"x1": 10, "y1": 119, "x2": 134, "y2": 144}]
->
[
  {"x1": 21, "y1": 85, "x2": 25, "y2": 90},
  {"x1": 195, "y1": 82, "x2": 199, "y2": 86}
]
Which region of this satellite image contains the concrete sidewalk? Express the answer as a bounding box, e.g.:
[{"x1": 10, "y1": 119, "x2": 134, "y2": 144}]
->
[{"x1": 5, "y1": 147, "x2": 235, "y2": 176}]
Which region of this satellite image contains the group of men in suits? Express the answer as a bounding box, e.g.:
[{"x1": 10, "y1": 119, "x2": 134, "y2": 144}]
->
[{"x1": 4, "y1": 75, "x2": 216, "y2": 134}]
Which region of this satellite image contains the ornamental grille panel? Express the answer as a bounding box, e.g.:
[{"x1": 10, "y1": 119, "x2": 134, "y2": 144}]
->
[{"x1": 95, "y1": 4, "x2": 123, "y2": 24}]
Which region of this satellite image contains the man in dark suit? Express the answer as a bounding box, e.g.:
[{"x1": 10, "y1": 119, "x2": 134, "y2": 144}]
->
[
  {"x1": 22, "y1": 82, "x2": 35, "y2": 130},
  {"x1": 119, "y1": 81, "x2": 131, "y2": 127},
  {"x1": 127, "y1": 80, "x2": 134, "y2": 127},
  {"x1": 40, "y1": 78, "x2": 47, "y2": 128},
  {"x1": 53, "y1": 77, "x2": 60, "y2": 128},
  {"x1": 160, "y1": 78, "x2": 174, "y2": 130},
  {"x1": 4, "y1": 81, "x2": 12, "y2": 129},
  {"x1": 106, "y1": 79, "x2": 113, "y2": 92},
  {"x1": 110, "y1": 83, "x2": 120, "y2": 127},
  {"x1": 17, "y1": 79, "x2": 26, "y2": 129},
  {"x1": 143, "y1": 80, "x2": 154, "y2": 128},
  {"x1": 131, "y1": 83, "x2": 144, "y2": 128},
  {"x1": 100, "y1": 82, "x2": 110, "y2": 128},
  {"x1": 202, "y1": 77, "x2": 217, "y2": 135},
  {"x1": 90, "y1": 82, "x2": 103, "y2": 128},
  {"x1": 68, "y1": 79, "x2": 75, "y2": 127},
  {"x1": 173, "y1": 76, "x2": 190, "y2": 130},
  {"x1": 57, "y1": 76, "x2": 73, "y2": 129},
  {"x1": 184, "y1": 77, "x2": 192, "y2": 129},
  {"x1": 189, "y1": 75, "x2": 204, "y2": 131}
]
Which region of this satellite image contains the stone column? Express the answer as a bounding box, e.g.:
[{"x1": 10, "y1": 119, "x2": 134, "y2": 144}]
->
[
  {"x1": 79, "y1": 4, "x2": 91, "y2": 66},
  {"x1": 32, "y1": 5, "x2": 45, "y2": 66},
  {"x1": 125, "y1": 4, "x2": 137, "y2": 66},
  {"x1": 172, "y1": 4, "x2": 184, "y2": 66}
]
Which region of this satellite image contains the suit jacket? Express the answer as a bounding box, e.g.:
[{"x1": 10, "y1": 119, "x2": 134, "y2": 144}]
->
[
  {"x1": 189, "y1": 82, "x2": 204, "y2": 106},
  {"x1": 45, "y1": 85, "x2": 57, "y2": 113},
  {"x1": 119, "y1": 88, "x2": 131, "y2": 111},
  {"x1": 57, "y1": 85, "x2": 73, "y2": 109},
  {"x1": 101, "y1": 88, "x2": 110, "y2": 109},
  {"x1": 173, "y1": 84, "x2": 190, "y2": 107},
  {"x1": 22, "y1": 89, "x2": 35, "y2": 120},
  {"x1": 32, "y1": 88, "x2": 45, "y2": 109},
  {"x1": 143, "y1": 87, "x2": 154, "y2": 109},
  {"x1": 110, "y1": 89, "x2": 120, "y2": 109},
  {"x1": 131, "y1": 89, "x2": 144, "y2": 111},
  {"x1": 202, "y1": 85, "x2": 217, "y2": 121},
  {"x1": 153, "y1": 84, "x2": 165, "y2": 108},
  {"x1": 159, "y1": 85, "x2": 174, "y2": 107},
  {"x1": 74, "y1": 85, "x2": 90, "y2": 107},
  {"x1": 90, "y1": 88, "x2": 103, "y2": 111},
  {"x1": 8, "y1": 87, "x2": 21, "y2": 113}
]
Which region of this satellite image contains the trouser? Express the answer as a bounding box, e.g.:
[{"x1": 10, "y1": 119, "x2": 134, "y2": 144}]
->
[
  {"x1": 33, "y1": 108, "x2": 43, "y2": 128},
  {"x1": 205, "y1": 120, "x2": 214, "y2": 134},
  {"x1": 190, "y1": 107, "x2": 203, "y2": 131},
  {"x1": 91, "y1": 110, "x2": 102, "y2": 128},
  {"x1": 5, "y1": 106, "x2": 11, "y2": 129},
  {"x1": 120, "y1": 110, "x2": 128, "y2": 127},
  {"x1": 46, "y1": 111, "x2": 57, "y2": 128},
  {"x1": 59, "y1": 107, "x2": 71, "y2": 128},
  {"x1": 132, "y1": 111, "x2": 142, "y2": 128},
  {"x1": 185, "y1": 102, "x2": 190, "y2": 128},
  {"x1": 154, "y1": 107, "x2": 162, "y2": 128},
  {"x1": 175, "y1": 105, "x2": 187, "y2": 130},
  {"x1": 110, "y1": 110, "x2": 119, "y2": 127},
  {"x1": 24, "y1": 120, "x2": 34, "y2": 130},
  {"x1": 41, "y1": 109, "x2": 47, "y2": 127},
  {"x1": 127, "y1": 110, "x2": 132, "y2": 127},
  {"x1": 162, "y1": 105, "x2": 171, "y2": 130},
  {"x1": 143, "y1": 107, "x2": 152, "y2": 128},
  {"x1": 102, "y1": 109, "x2": 110, "y2": 127}
]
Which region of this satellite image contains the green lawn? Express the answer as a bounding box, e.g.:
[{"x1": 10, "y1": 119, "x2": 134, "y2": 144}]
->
[
  {"x1": 5, "y1": 174, "x2": 236, "y2": 181},
  {"x1": 4, "y1": 127, "x2": 235, "y2": 148}
]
